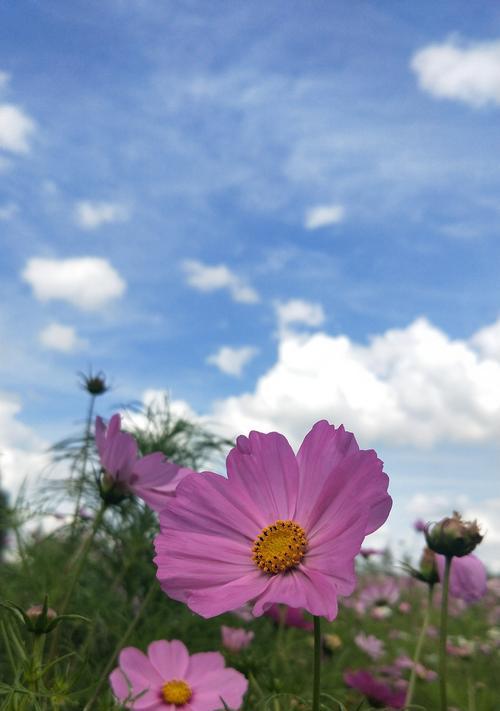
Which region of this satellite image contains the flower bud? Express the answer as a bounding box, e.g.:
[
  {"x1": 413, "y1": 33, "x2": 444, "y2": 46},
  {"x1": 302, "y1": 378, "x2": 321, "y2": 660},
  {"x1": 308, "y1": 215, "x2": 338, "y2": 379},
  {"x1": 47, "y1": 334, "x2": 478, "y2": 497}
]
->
[
  {"x1": 402, "y1": 547, "x2": 439, "y2": 586},
  {"x1": 425, "y1": 511, "x2": 483, "y2": 557},
  {"x1": 78, "y1": 369, "x2": 109, "y2": 396}
]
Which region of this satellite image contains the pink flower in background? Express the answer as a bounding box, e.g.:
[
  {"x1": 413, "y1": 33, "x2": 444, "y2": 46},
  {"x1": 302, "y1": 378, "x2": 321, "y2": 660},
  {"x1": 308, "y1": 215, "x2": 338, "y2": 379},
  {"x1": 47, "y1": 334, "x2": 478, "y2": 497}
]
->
[
  {"x1": 413, "y1": 518, "x2": 427, "y2": 533},
  {"x1": 109, "y1": 639, "x2": 247, "y2": 710},
  {"x1": 154, "y1": 420, "x2": 392, "y2": 620},
  {"x1": 356, "y1": 577, "x2": 400, "y2": 618},
  {"x1": 344, "y1": 669, "x2": 406, "y2": 709},
  {"x1": 394, "y1": 655, "x2": 437, "y2": 681},
  {"x1": 221, "y1": 626, "x2": 254, "y2": 652},
  {"x1": 359, "y1": 547, "x2": 385, "y2": 559},
  {"x1": 398, "y1": 601, "x2": 411, "y2": 614},
  {"x1": 354, "y1": 632, "x2": 385, "y2": 660},
  {"x1": 264, "y1": 604, "x2": 314, "y2": 631},
  {"x1": 95, "y1": 414, "x2": 192, "y2": 511},
  {"x1": 436, "y1": 553, "x2": 487, "y2": 603}
]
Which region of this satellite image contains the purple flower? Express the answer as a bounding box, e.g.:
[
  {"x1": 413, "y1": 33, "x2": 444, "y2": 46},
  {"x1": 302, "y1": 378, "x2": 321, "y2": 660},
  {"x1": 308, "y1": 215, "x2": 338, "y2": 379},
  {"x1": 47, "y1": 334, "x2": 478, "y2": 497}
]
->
[
  {"x1": 221, "y1": 626, "x2": 254, "y2": 652},
  {"x1": 354, "y1": 632, "x2": 385, "y2": 660},
  {"x1": 95, "y1": 414, "x2": 192, "y2": 511},
  {"x1": 414, "y1": 518, "x2": 427, "y2": 533},
  {"x1": 436, "y1": 553, "x2": 487, "y2": 603},
  {"x1": 154, "y1": 420, "x2": 392, "y2": 620},
  {"x1": 264, "y1": 604, "x2": 314, "y2": 631},
  {"x1": 344, "y1": 669, "x2": 406, "y2": 709}
]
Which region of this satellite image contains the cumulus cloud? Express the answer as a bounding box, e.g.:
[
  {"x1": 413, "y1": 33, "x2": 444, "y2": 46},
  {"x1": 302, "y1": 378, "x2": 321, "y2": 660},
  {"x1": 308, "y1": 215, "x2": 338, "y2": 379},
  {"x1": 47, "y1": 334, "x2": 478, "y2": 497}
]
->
[
  {"x1": 22, "y1": 256, "x2": 126, "y2": 311},
  {"x1": 210, "y1": 316, "x2": 500, "y2": 448},
  {"x1": 411, "y1": 38, "x2": 500, "y2": 107},
  {"x1": 0, "y1": 103, "x2": 36, "y2": 153},
  {"x1": 275, "y1": 299, "x2": 325, "y2": 331},
  {"x1": 0, "y1": 393, "x2": 48, "y2": 497},
  {"x1": 74, "y1": 200, "x2": 130, "y2": 230},
  {"x1": 39, "y1": 322, "x2": 86, "y2": 353},
  {"x1": 304, "y1": 203, "x2": 345, "y2": 229},
  {"x1": 207, "y1": 346, "x2": 258, "y2": 377},
  {"x1": 182, "y1": 260, "x2": 259, "y2": 304}
]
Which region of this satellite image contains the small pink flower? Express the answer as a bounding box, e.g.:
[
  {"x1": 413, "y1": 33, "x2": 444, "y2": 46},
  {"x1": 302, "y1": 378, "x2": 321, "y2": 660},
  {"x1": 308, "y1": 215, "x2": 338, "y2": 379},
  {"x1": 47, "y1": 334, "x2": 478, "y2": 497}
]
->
[
  {"x1": 354, "y1": 632, "x2": 385, "y2": 660},
  {"x1": 95, "y1": 414, "x2": 192, "y2": 511},
  {"x1": 344, "y1": 669, "x2": 406, "y2": 709},
  {"x1": 221, "y1": 626, "x2": 254, "y2": 653},
  {"x1": 398, "y1": 601, "x2": 411, "y2": 614},
  {"x1": 359, "y1": 547, "x2": 385, "y2": 559},
  {"x1": 436, "y1": 553, "x2": 487, "y2": 603},
  {"x1": 109, "y1": 639, "x2": 248, "y2": 710},
  {"x1": 414, "y1": 518, "x2": 427, "y2": 533},
  {"x1": 264, "y1": 604, "x2": 314, "y2": 631},
  {"x1": 155, "y1": 421, "x2": 392, "y2": 620}
]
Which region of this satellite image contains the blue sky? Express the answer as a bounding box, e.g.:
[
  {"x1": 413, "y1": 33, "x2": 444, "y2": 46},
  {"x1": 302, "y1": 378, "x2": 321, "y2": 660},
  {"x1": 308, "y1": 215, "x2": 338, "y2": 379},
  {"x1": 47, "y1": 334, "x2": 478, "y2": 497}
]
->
[{"x1": 1, "y1": 1, "x2": 500, "y2": 565}]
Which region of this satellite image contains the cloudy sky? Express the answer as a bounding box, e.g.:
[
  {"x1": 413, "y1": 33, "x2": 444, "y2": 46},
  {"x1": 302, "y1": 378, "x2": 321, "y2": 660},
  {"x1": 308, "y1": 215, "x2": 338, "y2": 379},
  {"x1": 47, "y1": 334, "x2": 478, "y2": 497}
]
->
[{"x1": 1, "y1": 1, "x2": 500, "y2": 567}]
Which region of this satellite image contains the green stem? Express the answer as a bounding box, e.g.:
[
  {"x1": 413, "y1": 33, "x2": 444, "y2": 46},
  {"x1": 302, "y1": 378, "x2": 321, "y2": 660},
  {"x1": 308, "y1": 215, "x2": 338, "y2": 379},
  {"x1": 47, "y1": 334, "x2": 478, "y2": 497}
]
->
[
  {"x1": 49, "y1": 501, "x2": 106, "y2": 659},
  {"x1": 405, "y1": 584, "x2": 434, "y2": 708},
  {"x1": 71, "y1": 394, "x2": 96, "y2": 536},
  {"x1": 312, "y1": 616, "x2": 321, "y2": 711},
  {"x1": 82, "y1": 582, "x2": 157, "y2": 710},
  {"x1": 467, "y1": 669, "x2": 476, "y2": 711},
  {"x1": 439, "y1": 556, "x2": 452, "y2": 711},
  {"x1": 30, "y1": 633, "x2": 45, "y2": 697}
]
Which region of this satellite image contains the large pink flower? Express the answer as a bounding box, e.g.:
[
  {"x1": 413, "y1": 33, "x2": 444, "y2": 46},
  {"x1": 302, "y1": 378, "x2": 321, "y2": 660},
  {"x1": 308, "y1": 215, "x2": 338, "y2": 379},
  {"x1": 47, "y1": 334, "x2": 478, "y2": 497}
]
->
[
  {"x1": 110, "y1": 639, "x2": 248, "y2": 710},
  {"x1": 436, "y1": 553, "x2": 487, "y2": 603},
  {"x1": 154, "y1": 420, "x2": 392, "y2": 620},
  {"x1": 95, "y1": 414, "x2": 191, "y2": 511}
]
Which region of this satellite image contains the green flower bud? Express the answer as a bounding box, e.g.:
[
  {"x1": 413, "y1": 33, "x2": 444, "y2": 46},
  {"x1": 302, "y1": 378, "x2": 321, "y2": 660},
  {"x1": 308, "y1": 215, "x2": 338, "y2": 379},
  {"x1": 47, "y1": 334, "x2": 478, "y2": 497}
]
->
[{"x1": 425, "y1": 511, "x2": 483, "y2": 557}]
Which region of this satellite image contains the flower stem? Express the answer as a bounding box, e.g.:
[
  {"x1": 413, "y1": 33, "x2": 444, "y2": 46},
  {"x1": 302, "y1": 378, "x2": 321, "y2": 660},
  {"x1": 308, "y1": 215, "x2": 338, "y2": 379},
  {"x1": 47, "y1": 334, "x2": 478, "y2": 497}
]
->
[
  {"x1": 83, "y1": 581, "x2": 157, "y2": 710},
  {"x1": 49, "y1": 501, "x2": 106, "y2": 660},
  {"x1": 71, "y1": 393, "x2": 96, "y2": 536},
  {"x1": 439, "y1": 555, "x2": 452, "y2": 711},
  {"x1": 312, "y1": 616, "x2": 321, "y2": 711},
  {"x1": 405, "y1": 584, "x2": 434, "y2": 708}
]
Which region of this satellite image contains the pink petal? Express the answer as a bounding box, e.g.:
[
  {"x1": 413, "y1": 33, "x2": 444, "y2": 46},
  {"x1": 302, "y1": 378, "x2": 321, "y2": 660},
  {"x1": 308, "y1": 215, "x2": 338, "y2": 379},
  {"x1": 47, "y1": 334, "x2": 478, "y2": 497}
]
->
[
  {"x1": 95, "y1": 416, "x2": 106, "y2": 458},
  {"x1": 296, "y1": 421, "x2": 359, "y2": 504},
  {"x1": 109, "y1": 667, "x2": 130, "y2": 701},
  {"x1": 252, "y1": 567, "x2": 339, "y2": 620},
  {"x1": 226, "y1": 430, "x2": 299, "y2": 521},
  {"x1": 147, "y1": 640, "x2": 189, "y2": 680},
  {"x1": 436, "y1": 553, "x2": 487, "y2": 603},
  {"x1": 187, "y1": 570, "x2": 270, "y2": 618},
  {"x1": 190, "y1": 667, "x2": 248, "y2": 710},
  {"x1": 158, "y1": 471, "x2": 263, "y2": 542},
  {"x1": 118, "y1": 647, "x2": 162, "y2": 687},
  {"x1": 186, "y1": 652, "x2": 225, "y2": 682}
]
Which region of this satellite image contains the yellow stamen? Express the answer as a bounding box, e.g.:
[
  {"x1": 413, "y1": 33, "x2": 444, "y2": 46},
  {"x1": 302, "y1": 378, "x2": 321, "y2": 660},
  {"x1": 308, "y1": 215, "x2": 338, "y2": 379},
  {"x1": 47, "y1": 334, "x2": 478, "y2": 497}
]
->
[
  {"x1": 162, "y1": 679, "x2": 192, "y2": 706},
  {"x1": 252, "y1": 519, "x2": 307, "y2": 574}
]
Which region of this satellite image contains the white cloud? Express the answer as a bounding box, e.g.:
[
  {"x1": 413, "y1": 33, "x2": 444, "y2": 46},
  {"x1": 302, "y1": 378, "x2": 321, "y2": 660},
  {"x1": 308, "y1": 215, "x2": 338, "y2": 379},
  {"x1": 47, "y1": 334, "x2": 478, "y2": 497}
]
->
[
  {"x1": 0, "y1": 202, "x2": 18, "y2": 220},
  {"x1": 207, "y1": 346, "x2": 258, "y2": 377},
  {"x1": 275, "y1": 299, "x2": 325, "y2": 331},
  {"x1": 182, "y1": 260, "x2": 259, "y2": 304},
  {"x1": 304, "y1": 203, "x2": 345, "y2": 230},
  {"x1": 411, "y1": 38, "x2": 500, "y2": 107},
  {"x1": 74, "y1": 200, "x2": 130, "y2": 230},
  {"x1": 210, "y1": 316, "x2": 500, "y2": 448},
  {"x1": 470, "y1": 319, "x2": 500, "y2": 359},
  {"x1": 0, "y1": 393, "x2": 48, "y2": 498},
  {"x1": 0, "y1": 103, "x2": 36, "y2": 153},
  {"x1": 39, "y1": 322, "x2": 87, "y2": 353},
  {"x1": 22, "y1": 256, "x2": 126, "y2": 311}
]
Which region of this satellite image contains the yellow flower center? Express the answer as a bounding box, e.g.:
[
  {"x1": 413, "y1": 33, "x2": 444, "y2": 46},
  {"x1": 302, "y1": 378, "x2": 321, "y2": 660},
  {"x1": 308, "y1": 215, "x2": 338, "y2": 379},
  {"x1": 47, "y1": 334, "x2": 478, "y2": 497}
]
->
[
  {"x1": 161, "y1": 679, "x2": 192, "y2": 706},
  {"x1": 252, "y1": 519, "x2": 307, "y2": 574}
]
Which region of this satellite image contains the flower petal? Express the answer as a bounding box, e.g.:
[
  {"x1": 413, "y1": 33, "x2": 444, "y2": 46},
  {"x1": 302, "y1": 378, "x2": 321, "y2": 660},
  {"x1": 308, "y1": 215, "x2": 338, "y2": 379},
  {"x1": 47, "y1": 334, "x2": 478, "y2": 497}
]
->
[
  {"x1": 252, "y1": 567, "x2": 339, "y2": 620},
  {"x1": 190, "y1": 667, "x2": 248, "y2": 710},
  {"x1": 147, "y1": 640, "x2": 189, "y2": 680},
  {"x1": 187, "y1": 570, "x2": 270, "y2": 618},
  {"x1": 226, "y1": 430, "x2": 299, "y2": 521}
]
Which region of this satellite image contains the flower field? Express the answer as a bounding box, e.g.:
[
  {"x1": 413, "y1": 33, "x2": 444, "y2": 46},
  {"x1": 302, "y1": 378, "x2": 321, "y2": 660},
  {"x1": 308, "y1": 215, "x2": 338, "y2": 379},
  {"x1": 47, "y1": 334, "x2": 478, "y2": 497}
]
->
[{"x1": 1, "y1": 382, "x2": 498, "y2": 710}]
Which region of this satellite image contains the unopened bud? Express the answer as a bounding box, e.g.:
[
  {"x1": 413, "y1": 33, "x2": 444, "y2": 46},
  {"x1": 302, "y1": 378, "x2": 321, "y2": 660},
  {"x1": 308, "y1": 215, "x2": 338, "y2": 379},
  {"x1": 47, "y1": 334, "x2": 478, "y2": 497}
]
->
[
  {"x1": 78, "y1": 369, "x2": 109, "y2": 396},
  {"x1": 425, "y1": 511, "x2": 483, "y2": 557}
]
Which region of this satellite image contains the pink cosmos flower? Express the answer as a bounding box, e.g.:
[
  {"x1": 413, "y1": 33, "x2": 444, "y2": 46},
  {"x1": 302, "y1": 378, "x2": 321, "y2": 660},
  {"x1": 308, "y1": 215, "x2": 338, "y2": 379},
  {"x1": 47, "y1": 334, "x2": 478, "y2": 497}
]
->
[
  {"x1": 154, "y1": 420, "x2": 392, "y2": 620},
  {"x1": 264, "y1": 604, "x2": 314, "y2": 631},
  {"x1": 354, "y1": 632, "x2": 385, "y2": 660},
  {"x1": 109, "y1": 639, "x2": 248, "y2": 710},
  {"x1": 344, "y1": 669, "x2": 406, "y2": 709},
  {"x1": 356, "y1": 577, "x2": 400, "y2": 618},
  {"x1": 95, "y1": 414, "x2": 191, "y2": 511},
  {"x1": 414, "y1": 518, "x2": 427, "y2": 533},
  {"x1": 359, "y1": 547, "x2": 385, "y2": 559},
  {"x1": 220, "y1": 626, "x2": 254, "y2": 653},
  {"x1": 436, "y1": 553, "x2": 487, "y2": 603}
]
